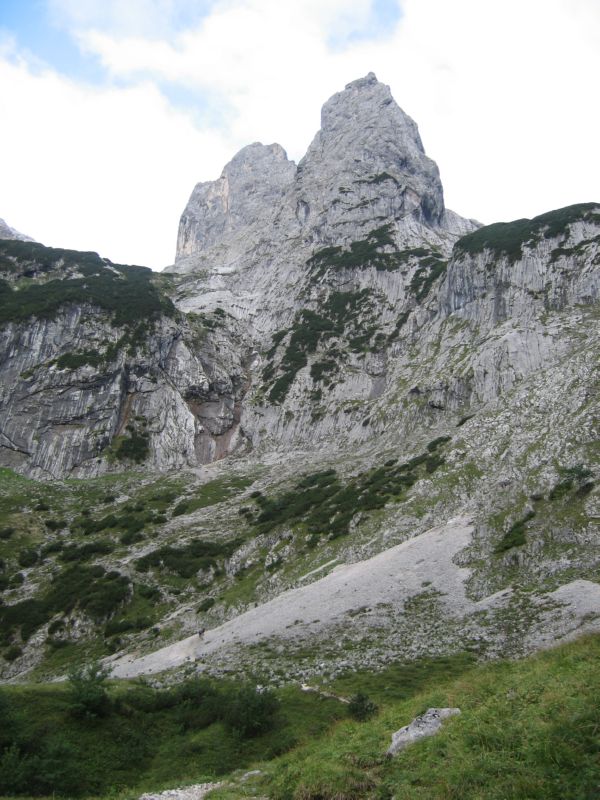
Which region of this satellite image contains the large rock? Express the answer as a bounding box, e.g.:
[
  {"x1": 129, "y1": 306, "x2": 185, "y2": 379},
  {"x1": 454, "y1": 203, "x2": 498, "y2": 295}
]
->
[{"x1": 386, "y1": 708, "x2": 461, "y2": 756}]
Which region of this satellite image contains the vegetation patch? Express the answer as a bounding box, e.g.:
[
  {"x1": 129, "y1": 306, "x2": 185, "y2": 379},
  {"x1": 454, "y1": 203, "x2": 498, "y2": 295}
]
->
[
  {"x1": 307, "y1": 224, "x2": 436, "y2": 276},
  {"x1": 494, "y1": 510, "x2": 536, "y2": 553},
  {"x1": 0, "y1": 565, "x2": 131, "y2": 644},
  {"x1": 254, "y1": 635, "x2": 600, "y2": 800},
  {"x1": 55, "y1": 350, "x2": 104, "y2": 371},
  {"x1": 265, "y1": 290, "x2": 378, "y2": 403},
  {"x1": 454, "y1": 203, "x2": 600, "y2": 263},
  {"x1": 171, "y1": 475, "x2": 253, "y2": 517},
  {"x1": 0, "y1": 240, "x2": 176, "y2": 354},
  {"x1": 252, "y1": 440, "x2": 451, "y2": 540},
  {"x1": 408, "y1": 257, "x2": 447, "y2": 302},
  {"x1": 112, "y1": 429, "x2": 150, "y2": 464},
  {"x1": 0, "y1": 671, "x2": 334, "y2": 798},
  {"x1": 135, "y1": 537, "x2": 244, "y2": 578}
]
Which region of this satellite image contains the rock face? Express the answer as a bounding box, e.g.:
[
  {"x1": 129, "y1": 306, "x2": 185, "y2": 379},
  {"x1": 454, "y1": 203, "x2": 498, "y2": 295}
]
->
[
  {"x1": 387, "y1": 708, "x2": 461, "y2": 756},
  {"x1": 176, "y1": 142, "x2": 296, "y2": 274},
  {"x1": 1, "y1": 75, "x2": 599, "y2": 480},
  {"x1": 0, "y1": 243, "x2": 248, "y2": 477},
  {"x1": 292, "y1": 72, "x2": 446, "y2": 242},
  {"x1": 1, "y1": 75, "x2": 599, "y2": 685},
  {"x1": 0, "y1": 217, "x2": 33, "y2": 242},
  {"x1": 171, "y1": 73, "x2": 477, "y2": 332}
]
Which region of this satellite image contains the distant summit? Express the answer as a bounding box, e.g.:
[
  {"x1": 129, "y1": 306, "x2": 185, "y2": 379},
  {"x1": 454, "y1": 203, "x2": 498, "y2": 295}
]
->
[
  {"x1": 0, "y1": 217, "x2": 34, "y2": 242},
  {"x1": 174, "y1": 73, "x2": 477, "y2": 274}
]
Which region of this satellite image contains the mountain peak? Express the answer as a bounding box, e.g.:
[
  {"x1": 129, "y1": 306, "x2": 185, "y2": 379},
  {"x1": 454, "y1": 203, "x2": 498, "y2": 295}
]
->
[
  {"x1": 0, "y1": 217, "x2": 34, "y2": 242},
  {"x1": 344, "y1": 71, "x2": 380, "y2": 90}
]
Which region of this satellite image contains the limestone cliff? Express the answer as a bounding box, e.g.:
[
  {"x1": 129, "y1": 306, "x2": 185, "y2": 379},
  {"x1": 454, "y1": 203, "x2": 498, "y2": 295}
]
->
[
  {"x1": 0, "y1": 242, "x2": 248, "y2": 478},
  {"x1": 1, "y1": 76, "x2": 599, "y2": 684}
]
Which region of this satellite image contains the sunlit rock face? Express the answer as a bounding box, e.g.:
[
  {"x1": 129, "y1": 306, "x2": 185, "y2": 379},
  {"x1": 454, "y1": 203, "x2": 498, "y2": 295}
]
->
[{"x1": 1, "y1": 74, "x2": 599, "y2": 477}]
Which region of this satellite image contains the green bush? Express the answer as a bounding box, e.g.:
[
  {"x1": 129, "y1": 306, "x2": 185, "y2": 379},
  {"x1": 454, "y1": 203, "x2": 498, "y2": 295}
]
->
[
  {"x1": 45, "y1": 519, "x2": 66, "y2": 531},
  {"x1": 3, "y1": 645, "x2": 23, "y2": 662},
  {"x1": 18, "y1": 548, "x2": 39, "y2": 568},
  {"x1": 223, "y1": 686, "x2": 279, "y2": 738},
  {"x1": 113, "y1": 430, "x2": 150, "y2": 463},
  {"x1": 135, "y1": 537, "x2": 243, "y2": 578},
  {"x1": 348, "y1": 692, "x2": 378, "y2": 721},
  {"x1": 59, "y1": 540, "x2": 114, "y2": 563},
  {"x1": 495, "y1": 511, "x2": 536, "y2": 553},
  {"x1": 55, "y1": 350, "x2": 103, "y2": 370},
  {"x1": 0, "y1": 565, "x2": 131, "y2": 642},
  {"x1": 67, "y1": 661, "x2": 111, "y2": 718}
]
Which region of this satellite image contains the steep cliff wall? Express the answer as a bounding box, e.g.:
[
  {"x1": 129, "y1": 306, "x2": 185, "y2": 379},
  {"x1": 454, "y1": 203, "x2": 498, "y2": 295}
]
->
[{"x1": 0, "y1": 242, "x2": 249, "y2": 477}]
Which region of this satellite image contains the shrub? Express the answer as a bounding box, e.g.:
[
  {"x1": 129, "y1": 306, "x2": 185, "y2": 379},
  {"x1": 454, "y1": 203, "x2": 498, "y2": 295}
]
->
[
  {"x1": 495, "y1": 511, "x2": 536, "y2": 553},
  {"x1": 45, "y1": 519, "x2": 66, "y2": 531},
  {"x1": 348, "y1": 692, "x2": 378, "y2": 721},
  {"x1": 426, "y1": 435, "x2": 451, "y2": 452},
  {"x1": 197, "y1": 597, "x2": 215, "y2": 612},
  {"x1": 454, "y1": 203, "x2": 600, "y2": 263},
  {"x1": 3, "y1": 645, "x2": 23, "y2": 662},
  {"x1": 18, "y1": 548, "x2": 39, "y2": 568},
  {"x1": 137, "y1": 584, "x2": 161, "y2": 602},
  {"x1": 223, "y1": 686, "x2": 279, "y2": 737},
  {"x1": 113, "y1": 430, "x2": 150, "y2": 464},
  {"x1": 67, "y1": 661, "x2": 112, "y2": 718},
  {"x1": 172, "y1": 500, "x2": 190, "y2": 516},
  {"x1": 59, "y1": 540, "x2": 114, "y2": 563},
  {"x1": 135, "y1": 538, "x2": 242, "y2": 578},
  {"x1": 120, "y1": 530, "x2": 145, "y2": 545},
  {"x1": 0, "y1": 527, "x2": 15, "y2": 540},
  {"x1": 0, "y1": 565, "x2": 131, "y2": 642}
]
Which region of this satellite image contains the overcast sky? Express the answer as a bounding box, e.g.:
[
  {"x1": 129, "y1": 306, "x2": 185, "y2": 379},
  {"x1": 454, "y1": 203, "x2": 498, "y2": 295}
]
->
[{"x1": 0, "y1": 0, "x2": 598, "y2": 269}]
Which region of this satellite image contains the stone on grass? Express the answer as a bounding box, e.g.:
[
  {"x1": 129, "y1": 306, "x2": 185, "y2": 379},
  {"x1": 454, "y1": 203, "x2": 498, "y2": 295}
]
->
[{"x1": 386, "y1": 707, "x2": 461, "y2": 756}]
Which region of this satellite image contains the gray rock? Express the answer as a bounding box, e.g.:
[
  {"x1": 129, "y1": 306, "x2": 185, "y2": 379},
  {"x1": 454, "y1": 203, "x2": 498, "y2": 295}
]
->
[
  {"x1": 138, "y1": 782, "x2": 221, "y2": 800},
  {"x1": 386, "y1": 707, "x2": 461, "y2": 756},
  {"x1": 0, "y1": 217, "x2": 34, "y2": 241}
]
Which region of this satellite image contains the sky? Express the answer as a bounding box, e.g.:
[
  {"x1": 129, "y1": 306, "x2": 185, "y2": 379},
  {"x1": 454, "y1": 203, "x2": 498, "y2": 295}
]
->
[{"x1": 0, "y1": 0, "x2": 598, "y2": 269}]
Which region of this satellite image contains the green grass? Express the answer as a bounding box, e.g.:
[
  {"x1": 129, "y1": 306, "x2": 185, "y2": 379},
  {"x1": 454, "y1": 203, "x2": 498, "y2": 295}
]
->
[
  {"x1": 170, "y1": 475, "x2": 254, "y2": 516},
  {"x1": 1, "y1": 635, "x2": 599, "y2": 799},
  {"x1": 0, "y1": 675, "x2": 344, "y2": 798},
  {"x1": 210, "y1": 633, "x2": 600, "y2": 800}
]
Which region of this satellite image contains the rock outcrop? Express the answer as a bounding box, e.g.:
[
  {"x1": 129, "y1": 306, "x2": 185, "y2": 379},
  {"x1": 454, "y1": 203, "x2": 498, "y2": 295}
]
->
[
  {"x1": 0, "y1": 75, "x2": 599, "y2": 686},
  {"x1": 387, "y1": 708, "x2": 461, "y2": 756},
  {"x1": 0, "y1": 217, "x2": 33, "y2": 242},
  {"x1": 0, "y1": 243, "x2": 248, "y2": 477},
  {"x1": 171, "y1": 73, "x2": 478, "y2": 332}
]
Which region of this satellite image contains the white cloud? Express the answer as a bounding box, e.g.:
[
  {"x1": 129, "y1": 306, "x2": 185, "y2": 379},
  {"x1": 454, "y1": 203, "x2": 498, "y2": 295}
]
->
[
  {"x1": 0, "y1": 0, "x2": 598, "y2": 267},
  {"x1": 0, "y1": 49, "x2": 232, "y2": 267},
  {"x1": 74, "y1": 0, "x2": 600, "y2": 224}
]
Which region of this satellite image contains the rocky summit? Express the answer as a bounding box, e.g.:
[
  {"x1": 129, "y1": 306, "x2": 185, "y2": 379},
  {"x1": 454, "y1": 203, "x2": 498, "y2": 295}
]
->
[{"x1": 0, "y1": 73, "x2": 599, "y2": 700}]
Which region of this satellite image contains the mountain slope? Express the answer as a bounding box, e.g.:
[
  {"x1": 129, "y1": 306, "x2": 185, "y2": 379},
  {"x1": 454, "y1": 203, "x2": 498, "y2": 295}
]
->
[{"x1": 0, "y1": 75, "x2": 598, "y2": 686}]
